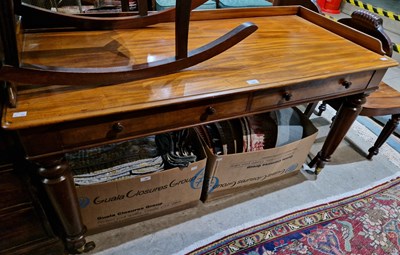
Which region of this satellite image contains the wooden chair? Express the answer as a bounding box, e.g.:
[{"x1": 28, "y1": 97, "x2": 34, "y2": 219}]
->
[{"x1": 306, "y1": 10, "x2": 400, "y2": 160}]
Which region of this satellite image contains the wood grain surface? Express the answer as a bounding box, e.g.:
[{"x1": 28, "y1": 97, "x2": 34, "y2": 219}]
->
[
  {"x1": 2, "y1": 11, "x2": 397, "y2": 129},
  {"x1": 361, "y1": 82, "x2": 400, "y2": 116}
]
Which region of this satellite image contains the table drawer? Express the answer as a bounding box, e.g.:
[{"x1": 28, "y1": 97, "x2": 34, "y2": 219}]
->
[
  {"x1": 251, "y1": 71, "x2": 373, "y2": 111},
  {"x1": 60, "y1": 95, "x2": 249, "y2": 148},
  {"x1": 20, "y1": 94, "x2": 250, "y2": 156}
]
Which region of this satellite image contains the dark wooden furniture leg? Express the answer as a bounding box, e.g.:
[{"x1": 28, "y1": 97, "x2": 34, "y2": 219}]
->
[
  {"x1": 308, "y1": 92, "x2": 368, "y2": 174},
  {"x1": 1, "y1": 0, "x2": 19, "y2": 108},
  {"x1": 304, "y1": 102, "x2": 318, "y2": 118},
  {"x1": 137, "y1": 0, "x2": 149, "y2": 16},
  {"x1": 37, "y1": 158, "x2": 95, "y2": 254},
  {"x1": 121, "y1": 0, "x2": 129, "y2": 11},
  {"x1": 317, "y1": 102, "x2": 327, "y2": 116},
  {"x1": 367, "y1": 114, "x2": 400, "y2": 159}
]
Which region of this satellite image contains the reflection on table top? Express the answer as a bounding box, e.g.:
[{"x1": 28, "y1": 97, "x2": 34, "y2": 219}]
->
[{"x1": 3, "y1": 9, "x2": 398, "y2": 129}]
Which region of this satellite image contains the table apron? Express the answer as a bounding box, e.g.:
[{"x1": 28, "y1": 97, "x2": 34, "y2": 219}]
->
[{"x1": 17, "y1": 70, "x2": 376, "y2": 159}]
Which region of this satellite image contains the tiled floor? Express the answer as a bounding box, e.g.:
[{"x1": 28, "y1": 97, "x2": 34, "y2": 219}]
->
[{"x1": 361, "y1": 0, "x2": 400, "y2": 14}]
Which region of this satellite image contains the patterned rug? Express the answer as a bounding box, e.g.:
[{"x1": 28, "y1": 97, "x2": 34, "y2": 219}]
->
[{"x1": 186, "y1": 177, "x2": 400, "y2": 255}]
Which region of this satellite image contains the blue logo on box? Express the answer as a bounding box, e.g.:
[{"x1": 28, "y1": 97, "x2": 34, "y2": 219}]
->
[
  {"x1": 190, "y1": 167, "x2": 205, "y2": 189},
  {"x1": 79, "y1": 197, "x2": 90, "y2": 208},
  {"x1": 285, "y1": 163, "x2": 298, "y2": 173},
  {"x1": 207, "y1": 176, "x2": 219, "y2": 193}
]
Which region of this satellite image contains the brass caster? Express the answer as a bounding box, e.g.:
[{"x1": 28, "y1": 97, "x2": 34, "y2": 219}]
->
[
  {"x1": 315, "y1": 167, "x2": 323, "y2": 175},
  {"x1": 75, "y1": 241, "x2": 96, "y2": 254}
]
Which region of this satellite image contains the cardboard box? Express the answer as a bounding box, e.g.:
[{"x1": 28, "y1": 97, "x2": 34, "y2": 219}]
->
[
  {"x1": 76, "y1": 133, "x2": 206, "y2": 232},
  {"x1": 201, "y1": 108, "x2": 318, "y2": 201}
]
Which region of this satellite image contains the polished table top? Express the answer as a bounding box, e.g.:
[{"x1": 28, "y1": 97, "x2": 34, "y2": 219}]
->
[{"x1": 2, "y1": 7, "x2": 398, "y2": 129}]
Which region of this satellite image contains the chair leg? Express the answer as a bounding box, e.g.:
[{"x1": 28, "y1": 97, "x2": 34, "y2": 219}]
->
[
  {"x1": 367, "y1": 114, "x2": 400, "y2": 160},
  {"x1": 317, "y1": 102, "x2": 327, "y2": 116},
  {"x1": 304, "y1": 102, "x2": 318, "y2": 118}
]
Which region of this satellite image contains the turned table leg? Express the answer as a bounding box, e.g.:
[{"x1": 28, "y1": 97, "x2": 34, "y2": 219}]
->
[
  {"x1": 308, "y1": 93, "x2": 368, "y2": 174},
  {"x1": 37, "y1": 158, "x2": 95, "y2": 254}
]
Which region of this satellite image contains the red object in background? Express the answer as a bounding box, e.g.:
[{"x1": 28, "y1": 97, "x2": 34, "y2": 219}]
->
[{"x1": 317, "y1": 0, "x2": 342, "y2": 14}]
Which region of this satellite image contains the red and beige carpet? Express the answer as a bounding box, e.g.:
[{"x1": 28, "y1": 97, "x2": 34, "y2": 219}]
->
[{"x1": 186, "y1": 177, "x2": 400, "y2": 255}]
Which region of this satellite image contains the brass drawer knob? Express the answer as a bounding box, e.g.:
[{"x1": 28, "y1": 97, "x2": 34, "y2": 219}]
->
[
  {"x1": 200, "y1": 106, "x2": 217, "y2": 121},
  {"x1": 283, "y1": 92, "x2": 292, "y2": 101},
  {"x1": 206, "y1": 106, "x2": 217, "y2": 115},
  {"x1": 341, "y1": 80, "x2": 352, "y2": 89},
  {"x1": 112, "y1": 122, "x2": 124, "y2": 132}
]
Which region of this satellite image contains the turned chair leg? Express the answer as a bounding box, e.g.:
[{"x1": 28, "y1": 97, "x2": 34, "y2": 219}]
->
[
  {"x1": 367, "y1": 114, "x2": 400, "y2": 160},
  {"x1": 304, "y1": 101, "x2": 327, "y2": 118},
  {"x1": 317, "y1": 102, "x2": 327, "y2": 116},
  {"x1": 304, "y1": 102, "x2": 318, "y2": 118}
]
